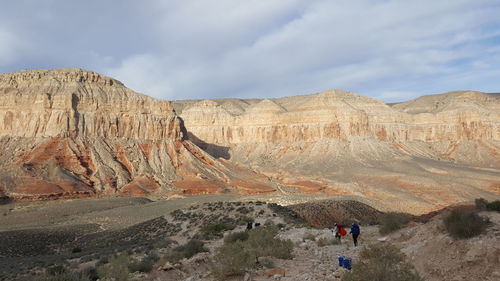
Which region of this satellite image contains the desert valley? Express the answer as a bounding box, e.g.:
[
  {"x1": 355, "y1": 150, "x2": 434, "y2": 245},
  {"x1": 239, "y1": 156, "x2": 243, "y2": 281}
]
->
[{"x1": 0, "y1": 68, "x2": 499, "y2": 281}]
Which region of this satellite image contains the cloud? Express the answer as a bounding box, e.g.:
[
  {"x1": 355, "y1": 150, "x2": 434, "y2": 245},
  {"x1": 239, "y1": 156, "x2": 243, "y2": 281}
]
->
[{"x1": 1, "y1": 0, "x2": 500, "y2": 101}]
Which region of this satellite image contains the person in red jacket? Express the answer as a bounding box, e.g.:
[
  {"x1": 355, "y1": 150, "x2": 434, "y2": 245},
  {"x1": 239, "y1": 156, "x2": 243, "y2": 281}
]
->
[{"x1": 332, "y1": 223, "x2": 347, "y2": 243}]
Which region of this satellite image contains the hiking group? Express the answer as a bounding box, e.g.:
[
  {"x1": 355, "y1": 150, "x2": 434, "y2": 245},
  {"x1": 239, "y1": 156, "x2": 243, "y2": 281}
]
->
[{"x1": 332, "y1": 223, "x2": 361, "y2": 246}]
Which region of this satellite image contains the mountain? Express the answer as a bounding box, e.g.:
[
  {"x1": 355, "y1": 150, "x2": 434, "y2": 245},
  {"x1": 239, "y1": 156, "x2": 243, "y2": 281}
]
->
[
  {"x1": 1, "y1": 68, "x2": 498, "y2": 214},
  {"x1": 175, "y1": 90, "x2": 500, "y2": 214},
  {"x1": 0, "y1": 69, "x2": 274, "y2": 200}
]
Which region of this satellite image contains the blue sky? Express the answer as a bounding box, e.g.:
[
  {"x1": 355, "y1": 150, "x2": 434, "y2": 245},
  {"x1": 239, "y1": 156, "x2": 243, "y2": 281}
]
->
[{"x1": 0, "y1": 0, "x2": 499, "y2": 102}]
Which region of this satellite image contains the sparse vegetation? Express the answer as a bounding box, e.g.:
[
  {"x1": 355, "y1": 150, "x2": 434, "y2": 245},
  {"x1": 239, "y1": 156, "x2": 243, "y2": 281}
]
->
[
  {"x1": 475, "y1": 198, "x2": 489, "y2": 210},
  {"x1": 443, "y1": 209, "x2": 489, "y2": 239},
  {"x1": 165, "y1": 239, "x2": 209, "y2": 263},
  {"x1": 71, "y1": 247, "x2": 82, "y2": 253},
  {"x1": 342, "y1": 243, "x2": 422, "y2": 281},
  {"x1": 128, "y1": 253, "x2": 159, "y2": 273},
  {"x1": 267, "y1": 203, "x2": 307, "y2": 226},
  {"x1": 316, "y1": 237, "x2": 339, "y2": 247},
  {"x1": 487, "y1": 201, "x2": 500, "y2": 212},
  {"x1": 196, "y1": 222, "x2": 236, "y2": 240},
  {"x1": 474, "y1": 198, "x2": 500, "y2": 212},
  {"x1": 96, "y1": 255, "x2": 129, "y2": 281},
  {"x1": 39, "y1": 271, "x2": 92, "y2": 281},
  {"x1": 211, "y1": 226, "x2": 294, "y2": 279},
  {"x1": 224, "y1": 231, "x2": 249, "y2": 243},
  {"x1": 379, "y1": 212, "x2": 412, "y2": 235}
]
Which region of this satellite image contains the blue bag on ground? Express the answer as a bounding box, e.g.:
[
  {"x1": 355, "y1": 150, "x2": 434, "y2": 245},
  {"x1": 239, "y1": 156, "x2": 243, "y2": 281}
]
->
[
  {"x1": 338, "y1": 256, "x2": 344, "y2": 266},
  {"x1": 342, "y1": 257, "x2": 352, "y2": 270}
]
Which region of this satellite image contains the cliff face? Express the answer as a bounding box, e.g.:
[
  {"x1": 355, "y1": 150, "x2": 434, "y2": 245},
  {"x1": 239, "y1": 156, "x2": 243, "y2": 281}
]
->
[
  {"x1": 0, "y1": 69, "x2": 274, "y2": 200},
  {"x1": 176, "y1": 90, "x2": 500, "y2": 214},
  {"x1": 177, "y1": 90, "x2": 499, "y2": 145}
]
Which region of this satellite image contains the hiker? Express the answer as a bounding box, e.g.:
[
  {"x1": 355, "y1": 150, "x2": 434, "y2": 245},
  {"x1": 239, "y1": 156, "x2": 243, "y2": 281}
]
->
[
  {"x1": 332, "y1": 223, "x2": 347, "y2": 242},
  {"x1": 350, "y1": 223, "x2": 360, "y2": 246},
  {"x1": 246, "y1": 221, "x2": 253, "y2": 230}
]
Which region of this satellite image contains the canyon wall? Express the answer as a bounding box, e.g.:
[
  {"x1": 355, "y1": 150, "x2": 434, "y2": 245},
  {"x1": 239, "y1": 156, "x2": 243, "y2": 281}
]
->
[
  {"x1": 176, "y1": 90, "x2": 499, "y2": 145},
  {"x1": 0, "y1": 69, "x2": 274, "y2": 200},
  {"x1": 175, "y1": 90, "x2": 500, "y2": 213}
]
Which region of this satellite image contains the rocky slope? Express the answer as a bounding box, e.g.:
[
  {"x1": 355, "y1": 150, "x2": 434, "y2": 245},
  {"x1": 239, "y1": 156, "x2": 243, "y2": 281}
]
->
[
  {"x1": 175, "y1": 90, "x2": 500, "y2": 214},
  {"x1": 0, "y1": 69, "x2": 274, "y2": 200}
]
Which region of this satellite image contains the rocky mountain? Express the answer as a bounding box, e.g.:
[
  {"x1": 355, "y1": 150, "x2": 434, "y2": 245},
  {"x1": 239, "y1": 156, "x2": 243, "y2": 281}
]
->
[
  {"x1": 1, "y1": 68, "x2": 498, "y2": 214},
  {"x1": 175, "y1": 90, "x2": 500, "y2": 214},
  {"x1": 0, "y1": 69, "x2": 274, "y2": 200}
]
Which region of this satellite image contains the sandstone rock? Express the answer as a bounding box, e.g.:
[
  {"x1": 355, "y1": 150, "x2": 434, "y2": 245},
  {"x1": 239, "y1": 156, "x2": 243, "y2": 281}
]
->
[
  {"x1": 175, "y1": 90, "x2": 500, "y2": 214},
  {"x1": 0, "y1": 69, "x2": 275, "y2": 200}
]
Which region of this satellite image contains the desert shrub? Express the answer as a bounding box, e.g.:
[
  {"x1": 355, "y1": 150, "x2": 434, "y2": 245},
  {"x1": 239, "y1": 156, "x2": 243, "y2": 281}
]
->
[
  {"x1": 474, "y1": 198, "x2": 500, "y2": 212},
  {"x1": 72, "y1": 247, "x2": 82, "y2": 253},
  {"x1": 47, "y1": 265, "x2": 68, "y2": 276},
  {"x1": 342, "y1": 243, "x2": 422, "y2": 281},
  {"x1": 95, "y1": 256, "x2": 108, "y2": 267},
  {"x1": 236, "y1": 206, "x2": 251, "y2": 214},
  {"x1": 303, "y1": 232, "x2": 317, "y2": 241},
  {"x1": 487, "y1": 200, "x2": 500, "y2": 212},
  {"x1": 153, "y1": 238, "x2": 176, "y2": 248},
  {"x1": 379, "y1": 212, "x2": 412, "y2": 235},
  {"x1": 267, "y1": 203, "x2": 307, "y2": 226},
  {"x1": 316, "y1": 237, "x2": 339, "y2": 247},
  {"x1": 166, "y1": 239, "x2": 208, "y2": 263},
  {"x1": 96, "y1": 255, "x2": 129, "y2": 281},
  {"x1": 225, "y1": 231, "x2": 249, "y2": 243},
  {"x1": 128, "y1": 253, "x2": 159, "y2": 273},
  {"x1": 443, "y1": 209, "x2": 489, "y2": 239},
  {"x1": 196, "y1": 222, "x2": 236, "y2": 240},
  {"x1": 39, "y1": 271, "x2": 91, "y2": 281},
  {"x1": 211, "y1": 226, "x2": 293, "y2": 279},
  {"x1": 475, "y1": 198, "x2": 488, "y2": 210}
]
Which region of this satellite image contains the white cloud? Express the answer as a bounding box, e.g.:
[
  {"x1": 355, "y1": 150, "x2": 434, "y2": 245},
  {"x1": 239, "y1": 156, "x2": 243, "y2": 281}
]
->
[{"x1": 1, "y1": 0, "x2": 500, "y2": 101}]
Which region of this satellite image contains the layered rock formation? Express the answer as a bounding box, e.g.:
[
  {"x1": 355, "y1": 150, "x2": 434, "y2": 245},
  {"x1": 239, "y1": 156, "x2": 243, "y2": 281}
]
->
[
  {"x1": 1, "y1": 68, "x2": 498, "y2": 213},
  {"x1": 175, "y1": 90, "x2": 500, "y2": 213},
  {"x1": 0, "y1": 69, "x2": 274, "y2": 200}
]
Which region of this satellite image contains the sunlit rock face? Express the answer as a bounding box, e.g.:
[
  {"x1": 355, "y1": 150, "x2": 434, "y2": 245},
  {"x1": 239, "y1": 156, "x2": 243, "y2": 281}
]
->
[
  {"x1": 0, "y1": 69, "x2": 274, "y2": 200},
  {"x1": 176, "y1": 90, "x2": 500, "y2": 214}
]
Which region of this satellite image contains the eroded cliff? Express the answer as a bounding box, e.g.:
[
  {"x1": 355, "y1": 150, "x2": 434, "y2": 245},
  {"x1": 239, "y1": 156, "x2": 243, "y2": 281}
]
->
[
  {"x1": 175, "y1": 90, "x2": 500, "y2": 213},
  {"x1": 0, "y1": 69, "x2": 274, "y2": 200}
]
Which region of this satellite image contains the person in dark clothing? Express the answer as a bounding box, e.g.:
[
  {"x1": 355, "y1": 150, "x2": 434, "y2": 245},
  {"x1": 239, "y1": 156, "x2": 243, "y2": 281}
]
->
[{"x1": 350, "y1": 223, "x2": 361, "y2": 246}]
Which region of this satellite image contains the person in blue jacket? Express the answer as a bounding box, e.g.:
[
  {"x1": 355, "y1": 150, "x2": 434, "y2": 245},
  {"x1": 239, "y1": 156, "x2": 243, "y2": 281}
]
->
[{"x1": 350, "y1": 223, "x2": 361, "y2": 246}]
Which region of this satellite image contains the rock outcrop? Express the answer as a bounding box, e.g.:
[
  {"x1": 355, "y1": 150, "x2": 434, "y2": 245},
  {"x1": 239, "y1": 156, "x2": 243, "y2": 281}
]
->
[
  {"x1": 175, "y1": 90, "x2": 500, "y2": 214},
  {"x1": 0, "y1": 69, "x2": 274, "y2": 200}
]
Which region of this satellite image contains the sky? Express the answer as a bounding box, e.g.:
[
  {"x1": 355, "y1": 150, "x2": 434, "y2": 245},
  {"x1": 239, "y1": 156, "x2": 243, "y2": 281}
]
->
[{"x1": 0, "y1": 0, "x2": 499, "y2": 102}]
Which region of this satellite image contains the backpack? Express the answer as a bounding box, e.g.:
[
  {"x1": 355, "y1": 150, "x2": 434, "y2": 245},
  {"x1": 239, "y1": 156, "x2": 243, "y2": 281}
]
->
[
  {"x1": 339, "y1": 226, "x2": 347, "y2": 236},
  {"x1": 351, "y1": 223, "x2": 360, "y2": 235}
]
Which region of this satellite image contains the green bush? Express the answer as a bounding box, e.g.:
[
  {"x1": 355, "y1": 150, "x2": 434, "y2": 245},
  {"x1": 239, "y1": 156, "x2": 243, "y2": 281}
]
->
[
  {"x1": 96, "y1": 255, "x2": 129, "y2": 281},
  {"x1": 474, "y1": 198, "x2": 500, "y2": 212},
  {"x1": 39, "y1": 271, "x2": 91, "y2": 281},
  {"x1": 196, "y1": 223, "x2": 236, "y2": 240},
  {"x1": 224, "y1": 231, "x2": 249, "y2": 243},
  {"x1": 47, "y1": 265, "x2": 68, "y2": 276},
  {"x1": 211, "y1": 226, "x2": 294, "y2": 279},
  {"x1": 443, "y1": 209, "x2": 489, "y2": 239},
  {"x1": 486, "y1": 200, "x2": 500, "y2": 212},
  {"x1": 379, "y1": 212, "x2": 412, "y2": 235},
  {"x1": 128, "y1": 253, "x2": 159, "y2": 273},
  {"x1": 166, "y1": 239, "x2": 209, "y2": 263},
  {"x1": 475, "y1": 198, "x2": 488, "y2": 210},
  {"x1": 72, "y1": 247, "x2": 82, "y2": 253},
  {"x1": 342, "y1": 243, "x2": 422, "y2": 281}
]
